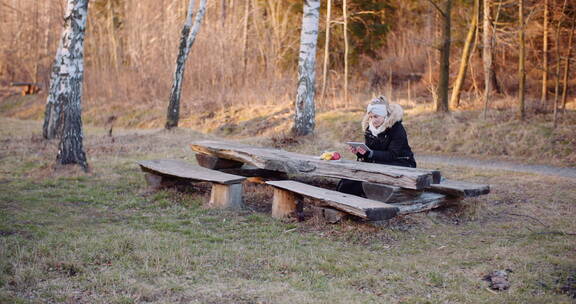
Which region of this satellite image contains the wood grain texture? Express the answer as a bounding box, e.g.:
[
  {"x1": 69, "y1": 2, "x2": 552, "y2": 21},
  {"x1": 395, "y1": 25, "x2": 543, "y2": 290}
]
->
[
  {"x1": 191, "y1": 140, "x2": 436, "y2": 190},
  {"x1": 271, "y1": 188, "x2": 298, "y2": 218},
  {"x1": 429, "y1": 179, "x2": 490, "y2": 197},
  {"x1": 208, "y1": 183, "x2": 243, "y2": 209},
  {"x1": 267, "y1": 180, "x2": 398, "y2": 220},
  {"x1": 138, "y1": 159, "x2": 245, "y2": 185},
  {"x1": 393, "y1": 192, "x2": 453, "y2": 214}
]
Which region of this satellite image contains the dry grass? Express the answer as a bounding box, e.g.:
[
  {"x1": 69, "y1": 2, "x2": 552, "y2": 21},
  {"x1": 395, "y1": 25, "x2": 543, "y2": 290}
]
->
[{"x1": 1, "y1": 117, "x2": 575, "y2": 303}]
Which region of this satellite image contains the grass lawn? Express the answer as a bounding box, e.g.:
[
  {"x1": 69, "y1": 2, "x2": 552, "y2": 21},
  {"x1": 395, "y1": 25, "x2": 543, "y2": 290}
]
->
[{"x1": 0, "y1": 117, "x2": 575, "y2": 303}]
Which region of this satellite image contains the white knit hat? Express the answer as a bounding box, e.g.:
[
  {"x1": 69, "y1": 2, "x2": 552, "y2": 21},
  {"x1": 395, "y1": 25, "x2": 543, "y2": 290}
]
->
[{"x1": 366, "y1": 95, "x2": 390, "y2": 116}]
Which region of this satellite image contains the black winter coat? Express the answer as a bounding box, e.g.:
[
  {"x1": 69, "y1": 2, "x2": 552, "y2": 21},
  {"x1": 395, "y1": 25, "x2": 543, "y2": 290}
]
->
[{"x1": 358, "y1": 121, "x2": 416, "y2": 168}]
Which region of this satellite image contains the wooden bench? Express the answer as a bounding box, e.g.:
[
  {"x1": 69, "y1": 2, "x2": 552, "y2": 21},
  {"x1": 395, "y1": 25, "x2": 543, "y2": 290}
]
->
[
  {"x1": 266, "y1": 180, "x2": 399, "y2": 221},
  {"x1": 10, "y1": 82, "x2": 41, "y2": 96},
  {"x1": 363, "y1": 178, "x2": 490, "y2": 214},
  {"x1": 138, "y1": 159, "x2": 246, "y2": 209}
]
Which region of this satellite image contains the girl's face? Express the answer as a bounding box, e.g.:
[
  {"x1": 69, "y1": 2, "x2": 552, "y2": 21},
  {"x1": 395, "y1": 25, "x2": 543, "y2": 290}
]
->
[{"x1": 368, "y1": 112, "x2": 386, "y2": 128}]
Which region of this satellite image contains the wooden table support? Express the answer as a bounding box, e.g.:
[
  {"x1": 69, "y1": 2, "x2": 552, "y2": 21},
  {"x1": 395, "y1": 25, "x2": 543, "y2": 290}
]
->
[
  {"x1": 209, "y1": 183, "x2": 243, "y2": 209},
  {"x1": 271, "y1": 188, "x2": 300, "y2": 218}
]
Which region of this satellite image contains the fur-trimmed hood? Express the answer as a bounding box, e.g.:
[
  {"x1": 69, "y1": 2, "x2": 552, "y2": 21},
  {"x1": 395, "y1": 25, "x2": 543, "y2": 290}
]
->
[{"x1": 361, "y1": 103, "x2": 404, "y2": 136}]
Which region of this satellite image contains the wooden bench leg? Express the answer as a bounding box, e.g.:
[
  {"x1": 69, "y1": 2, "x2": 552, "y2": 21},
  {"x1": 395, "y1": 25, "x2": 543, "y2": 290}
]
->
[
  {"x1": 208, "y1": 183, "x2": 243, "y2": 209},
  {"x1": 271, "y1": 188, "x2": 298, "y2": 219},
  {"x1": 144, "y1": 173, "x2": 169, "y2": 191}
]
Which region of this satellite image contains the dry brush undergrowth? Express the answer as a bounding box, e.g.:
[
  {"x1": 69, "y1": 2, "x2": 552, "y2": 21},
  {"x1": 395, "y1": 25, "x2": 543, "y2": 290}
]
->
[{"x1": 0, "y1": 117, "x2": 575, "y2": 303}]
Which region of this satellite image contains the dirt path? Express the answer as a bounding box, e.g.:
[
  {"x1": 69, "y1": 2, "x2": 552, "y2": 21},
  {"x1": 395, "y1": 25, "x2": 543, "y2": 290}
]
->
[{"x1": 416, "y1": 154, "x2": 576, "y2": 179}]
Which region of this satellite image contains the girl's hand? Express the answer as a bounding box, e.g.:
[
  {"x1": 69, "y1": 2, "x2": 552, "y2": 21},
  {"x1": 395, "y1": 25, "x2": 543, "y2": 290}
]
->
[{"x1": 357, "y1": 147, "x2": 368, "y2": 155}]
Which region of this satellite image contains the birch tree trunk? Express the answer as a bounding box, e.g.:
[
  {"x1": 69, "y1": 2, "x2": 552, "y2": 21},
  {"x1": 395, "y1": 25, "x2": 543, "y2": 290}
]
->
[
  {"x1": 541, "y1": 0, "x2": 549, "y2": 106},
  {"x1": 435, "y1": 0, "x2": 451, "y2": 113},
  {"x1": 518, "y1": 0, "x2": 525, "y2": 120},
  {"x1": 165, "y1": 0, "x2": 208, "y2": 129},
  {"x1": 450, "y1": 0, "x2": 478, "y2": 109},
  {"x1": 293, "y1": 0, "x2": 320, "y2": 136},
  {"x1": 51, "y1": 0, "x2": 89, "y2": 171},
  {"x1": 43, "y1": 29, "x2": 66, "y2": 139},
  {"x1": 320, "y1": 0, "x2": 331, "y2": 103},
  {"x1": 482, "y1": 0, "x2": 493, "y2": 118}
]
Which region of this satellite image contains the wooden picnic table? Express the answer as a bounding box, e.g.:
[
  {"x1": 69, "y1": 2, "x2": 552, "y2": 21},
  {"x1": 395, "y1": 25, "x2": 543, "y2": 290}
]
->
[
  {"x1": 141, "y1": 140, "x2": 487, "y2": 221},
  {"x1": 190, "y1": 140, "x2": 438, "y2": 190}
]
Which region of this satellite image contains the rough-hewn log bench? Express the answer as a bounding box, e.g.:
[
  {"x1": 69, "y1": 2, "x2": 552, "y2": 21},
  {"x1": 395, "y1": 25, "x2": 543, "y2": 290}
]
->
[
  {"x1": 363, "y1": 178, "x2": 490, "y2": 214},
  {"x1": 138, "y1": 159, "x2": 246, "y2": 209},
  {"x1": 266, "y1": 180, "x2": 399, "y2": 221}
]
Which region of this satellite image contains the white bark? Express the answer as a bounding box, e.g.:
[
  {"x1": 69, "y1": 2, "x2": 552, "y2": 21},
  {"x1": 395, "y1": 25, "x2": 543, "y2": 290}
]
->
[
  {"x1": 51, "y1": 0, "x2": 89, "y2": 170},
  {"x1": 293, "y1": 0, "x2": 320, "y2": 136},
  {"x1": 166, "y1": 0, "x2": 208, "y2": 129}
]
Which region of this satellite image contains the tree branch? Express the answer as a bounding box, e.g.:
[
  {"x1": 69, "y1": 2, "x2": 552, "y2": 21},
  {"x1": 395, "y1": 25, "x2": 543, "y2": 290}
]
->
[{"x1": 424, "y1": 0, "x2": 447, "y2": 19}]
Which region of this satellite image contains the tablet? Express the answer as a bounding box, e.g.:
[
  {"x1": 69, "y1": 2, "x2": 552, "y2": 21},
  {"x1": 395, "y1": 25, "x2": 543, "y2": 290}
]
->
[{"x1": 346, "y1": 142, "x2": 372, "y2": 152}]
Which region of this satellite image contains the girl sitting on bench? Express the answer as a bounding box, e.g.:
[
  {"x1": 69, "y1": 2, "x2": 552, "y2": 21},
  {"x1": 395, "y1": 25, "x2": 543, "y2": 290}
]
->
[{"x1": 338, "y1": 95, "x2": 416, "y2": 197}]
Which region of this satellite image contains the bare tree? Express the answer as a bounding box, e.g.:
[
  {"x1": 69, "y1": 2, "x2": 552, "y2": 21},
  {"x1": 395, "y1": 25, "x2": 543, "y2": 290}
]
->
[
  {"x1": 241, "y1": 0, "x2": 251, "y2": 80},
  {"x1": 450, "y1": 0, "x2": 479, "y2": 109},
  {"x1": 320, "y1": 0, "x2": 332, "y2": 103},
  {"x1": 540, "y1": 0, "x2": 549, "y2": 106},
  {"x1": 343, "y1": 0, "x2": 349, "y2": 106},
  {"x1": 293, "y1": 0, "x2": 320, "y2": 136},
  {"x1": 483, "y1": 0, "x2": 494, "y2": 118},
  {"x1": 518, "y1": 0, "x2": 525, "y2": 120},
  {"x1": 553, "y1": 0, "x2": 567, "y2": 125},
  {"x1": 165, "y1": 0, "x2": 208, "y2": 129},
  {"x1": 560, "y1": 12, "x2": 576, "y2": 114},
  {"x1": 427, "y1": 0, "x2": 452, "y2": 113},
  {"x1": 44, "y1": 0, "x2": 90, "y2": 170}
]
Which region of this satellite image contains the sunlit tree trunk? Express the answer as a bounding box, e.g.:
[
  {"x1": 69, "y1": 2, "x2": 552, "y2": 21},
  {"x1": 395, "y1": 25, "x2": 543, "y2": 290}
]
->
[
  {"x1": 165, "y1": 0, "x2": 207, "y2": 129},
  {"x1": 518, "y1": 0, "x2": 525, "y2": 120},
  {"x1": 320, "y1": 0, "x2": 331, "y2": 103},
  {"x1": 428, "y1": 0, "x2": 451, "y2": 113},
  {"x1": 48, "y1": 0, "x2": 89, "y2": 171},
  {"x1": 553, "y1": 0, "x2": 567, "y2": 125},
  {"x1": 241, "y1": 0, "x2": 251, "y2": 80},
  {"x1": 450, "y1": 0, "x2": 478, "y2": 109},
  {"x1": 343, "y1": 0, "x2": 349, "y2": 106},
  {"x1": 540, "y1": 0, "x2": 549, "y2": 106},
  {"x1": 482, "y1": 0, "x2": 493, "y2": 118},
  {"x1": 560, "y1": 13, "x2": 576, "y2": 114},
  {"x1": 293, "y1": 0, "x2": 320, "y2": 136}
]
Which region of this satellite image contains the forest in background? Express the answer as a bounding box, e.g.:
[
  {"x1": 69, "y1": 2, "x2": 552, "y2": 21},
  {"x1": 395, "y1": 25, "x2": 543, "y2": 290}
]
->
[{"x1": 1, "y1": 0, "x2": 575, "y2": 115}]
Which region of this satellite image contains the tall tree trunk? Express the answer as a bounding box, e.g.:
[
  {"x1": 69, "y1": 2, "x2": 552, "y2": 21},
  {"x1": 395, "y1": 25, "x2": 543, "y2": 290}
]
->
[
  {"x1": 450, "y1": 0, "x2": 477, "y2": 109},
  {"x1": 165, "y1": 0, "x2": 207, "y2": 129},
  {"x1": 53, "y1": 0, "x2": 89, "y2": 171},
  {"x1": 518, "y1": 0, "x2": 525, "y2": 120},
  {"x1": 320, "y1": 0, "x2": 332, "y2": 103},
  {"x1": 560, "y1": 13, "x2": 576, "y2": 114},
  {"x1": 43, "y1": 7, "x2": 68, "y2": 139},
  {"x1": 553, "y1": 0, "x2": 567, "y2": 124},
  {"x1": 293, "y1": 0, "x2": 320, "y2": 136},
  {"x1": 435, "y1": 0, "x2": 451, "y2": 113},
  {"x1": 540, "y1": 0, "x2": 549, "y2": 106},
  {"x1": 241, "y1": 0, "x2": 251, "y2": 80},
  {"x1": 482, "y1": 0, "x2": 493, "y2": 118},
  {"x1": 343, "y1": 0, "x2": 349, "y2": 106}
]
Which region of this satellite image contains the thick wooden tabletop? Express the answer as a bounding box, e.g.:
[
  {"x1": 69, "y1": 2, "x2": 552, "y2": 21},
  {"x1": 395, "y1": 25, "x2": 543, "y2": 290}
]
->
[{"x1": 190, "y1": 140, "x2": 438, "y2": 190}]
